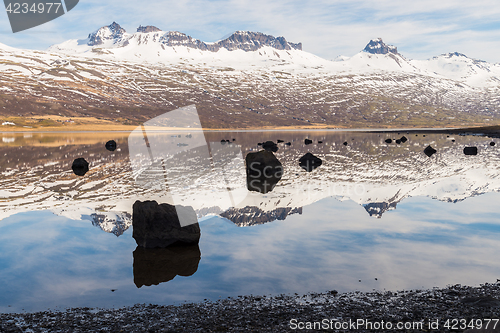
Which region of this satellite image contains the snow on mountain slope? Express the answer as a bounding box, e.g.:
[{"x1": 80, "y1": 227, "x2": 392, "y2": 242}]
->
[
  {"x1": 411, "y1": 52, "x2": 500, "y2": 88},
  {"x1": 2, "y1": 23, "x2": 500, "y2": 129}
]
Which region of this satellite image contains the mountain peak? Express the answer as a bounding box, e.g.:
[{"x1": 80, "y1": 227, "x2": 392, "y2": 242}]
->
[
  {"x1": 221, "y1": 31, "x2": 302, "y2": 51},
  {"x1": 363, "y1": 38, "x2": 398, "y2": 55},
  {"x1": 137, "y1": 25, "x2": 161, "y2": 33},
  {"x1": 88, "y1": 22, "x2": 126, "y2": 46}
]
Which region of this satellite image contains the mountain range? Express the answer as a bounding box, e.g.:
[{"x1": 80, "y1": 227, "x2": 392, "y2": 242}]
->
[{"x1": 1, "y1": 22, "x2": 500, "y2": 128}]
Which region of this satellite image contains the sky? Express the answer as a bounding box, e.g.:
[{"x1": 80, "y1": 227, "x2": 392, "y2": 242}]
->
[{"x1": 1, "y1": 0, "x2": 500, "y2": 62}]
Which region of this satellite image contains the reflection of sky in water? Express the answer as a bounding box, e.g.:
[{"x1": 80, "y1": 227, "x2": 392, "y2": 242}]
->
[{"x1": 1, "y1": 192, "x2": 500, "y2": 313}]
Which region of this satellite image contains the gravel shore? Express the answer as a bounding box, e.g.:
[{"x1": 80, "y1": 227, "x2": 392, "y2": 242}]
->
[{"x1": 2, "y1": 283, "x2": 500, "y2": 332}]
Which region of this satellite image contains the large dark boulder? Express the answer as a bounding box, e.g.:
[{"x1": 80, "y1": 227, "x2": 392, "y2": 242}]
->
[
  {"x1": 299, "y1": 153, "x2": 322, "y2": 172},
  {"x1": 262, "y1": 141, "x2": 278, "y2": 152},
  {"x1": 246, "y1": 150, "x2": 283, "y2": 194},
  {"x1": 132, "y1": 200, "x2": 200, "y2": 248},
  {"x1": 133, "y1": 244, "x2": 201, "y2": 288}
]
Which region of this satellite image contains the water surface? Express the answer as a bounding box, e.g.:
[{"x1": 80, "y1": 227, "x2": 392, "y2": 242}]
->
[{"x1": 1, "y1": 130, "x2": 499, "y2": 312}]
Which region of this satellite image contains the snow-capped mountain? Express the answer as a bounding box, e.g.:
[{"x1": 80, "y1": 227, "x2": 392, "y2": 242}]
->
[
  {"x1": 48, "y1": 22, "x2": 311, "y2": 67},
  {"x1": 1, "y1": 22, "x2": 500, "y2": 129}
]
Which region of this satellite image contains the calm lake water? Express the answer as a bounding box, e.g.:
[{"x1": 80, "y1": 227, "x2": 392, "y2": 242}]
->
[{"x1": 1, "y1": 130, "x2": 500, "y2": 313}]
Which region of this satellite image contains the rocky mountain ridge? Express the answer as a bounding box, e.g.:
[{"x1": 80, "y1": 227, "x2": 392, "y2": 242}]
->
[{"x1": 82, "y1": 22, "x2": 302, "y2": 52}]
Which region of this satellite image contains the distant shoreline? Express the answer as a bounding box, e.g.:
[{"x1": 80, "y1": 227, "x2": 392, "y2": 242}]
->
[{"x1": 1, "y1": 124, "x2": 499, "y2": 134}]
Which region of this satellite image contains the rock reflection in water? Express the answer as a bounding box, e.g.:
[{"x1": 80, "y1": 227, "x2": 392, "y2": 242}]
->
[{"x1": 133, "y1": 244, "x2": 201, "y2": 288}]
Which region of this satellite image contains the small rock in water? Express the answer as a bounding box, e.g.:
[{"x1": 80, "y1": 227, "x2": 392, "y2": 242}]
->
[
  {"x1": 304, "y1": 139, "x2": 313, "y2": 145},
  {"x1": 343, "y1": 141, "x2": 348, "y2": 146},
  {"x1": 262, "y1": 141, "x2": 278, "y2": 152},
  {"x1": 285, "y1": 142, "x2": 291, "y2": 146},
  {"x1": 385, "y1": 139, "x2": 392, "y2": 144},
  {"x1": 232, "y1": 138, "x2": 236, "y2": 141},
  {"x1": 221, "y1": 139, "x2": 226, "y2": 145},
  {"x1": 72, "y1": 158, "x2": 89, "y2": 176},
  {"x1": 395, "y1": 139, "x2": 401, "y2": 144},
  {"x1": 400, "y1": 136, "x2": 408, "y2": 143},
  {"x1": 257, "y1": 142, "x2": 262, "y2": 146},
  {"x1": 299, "y1": 153, "x2": 322, "y2": 172},
  {"x1": 424, "y1": 145, "x2": 437, "y2": 157},
  {"x1": 464, "y1": 147, "x2": 478, "y2": 155},
  {"x1": 490, "y1": 142, "x2": 496, "y2": 146},
  {"x1": 452, "y1": 139, "x2": 456, "y2": 142},
  {"x1": 277, "y1": 139, "x2": 284, "y2": 143},
  {"x1": 318, "y1": 140, "x2": 323, "y2": 144},
  {"x1": 105, "y1": 140, "x2": 117, "y2": 151}
]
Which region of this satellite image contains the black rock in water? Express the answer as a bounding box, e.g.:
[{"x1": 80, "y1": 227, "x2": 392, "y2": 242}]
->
[
  {"x1": 385, "y1": 139, "x2": 392, "y2": 144},
  {"x1": 132, "y1": 200, "x2": 200, "y2": 248},
  {"x1": 490, "y1": 142, "x2": 496, "y2": 146},
  {"x1": 246, "y1": 150, "x2": 283, "y2": 194},
  {"x1": 464, "y1": 147, "x2": 478, "y2": 155},
  {"x1": 424, "y1": 145, "x2": 437, "y2": 157},
  {"x1": 318, "y1": 141, "x2": 323, "y2": 144},
  {"x1": 72, "y1": 158, "x2": 89, "y2": 176},
  {"x1": 395, "y1": 139, "x2": 401, "y2": 144},
  {"x1": 232, "y1": 138, "x2": 236, "y2": 141},
  {"x1": 400, "y1": 136, "x2": 408, "y2": 143},
  {"x1": 257, "y1": 142, "x2": 263, "y2": 146},
  {"x1": 343, "y1": 141, "x2": 348, "y2": 146},
  {"x1": 452, "y1": 139, "x2": 456, "y2": 142},
  {"x1": 304, "y1": 139, "x2": 313, "y2": 145},
  {"x1": 262, "y1": 141, "x2": 278, "y2": 152},
  {"x1": 285, "y1": 142, "x2": 291, "y2": 146},
  {"x1": 133, "y1": 244, "x2": 201, "y2": 288},
  {"x1": 299, "y1": 153, "x2": 322, "y2": 172},
  {"x1": 105, "y1": 140, "x2": 117, "y2": 151},
  {"x1": 277, "y1": 139, "x2": 284, "y2": 143},
  {"x1": 221, "y1": 139, "x2": 226, "y2": 145}
]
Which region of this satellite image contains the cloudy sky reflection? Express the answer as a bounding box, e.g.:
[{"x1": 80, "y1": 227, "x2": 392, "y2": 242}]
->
[{"x1": 1, "y1": 192, "x2": 500, "y2": 312}]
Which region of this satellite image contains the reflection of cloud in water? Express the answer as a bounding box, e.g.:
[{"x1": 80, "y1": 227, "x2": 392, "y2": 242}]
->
[{"x1": 1, "y1": 194, "x2": 500, "y2": 312}]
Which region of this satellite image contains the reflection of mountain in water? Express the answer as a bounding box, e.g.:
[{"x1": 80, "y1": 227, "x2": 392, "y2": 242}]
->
[
  {"x1": 87, "y1": 212, "x2": 132, "y2": 236},
  {"x1": 363, "y1": 202, "x2": 398, "y2": 218},
  {"x1": 3, "y1": 131, "x2": 500, "y2": 228},
  {"x1": 220, "y1": 206, "x2": 302, "y2": 226}
]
